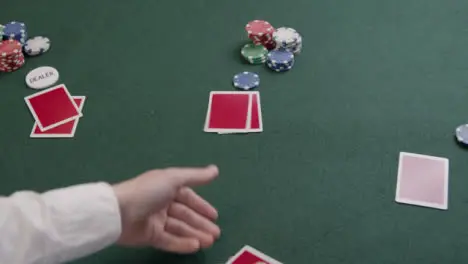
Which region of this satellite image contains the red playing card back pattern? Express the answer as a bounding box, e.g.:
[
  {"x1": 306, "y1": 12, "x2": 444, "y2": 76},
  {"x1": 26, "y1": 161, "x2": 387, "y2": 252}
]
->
[
  {"x1": 208, "y1": 94, "x2": 249, "y2": 129},
  {"x1": 399, "y1": 155, "x2": 446, "y2": 205},
  {"x1": 27, "y1": 86, "x2": 81, "y2": 129},
  {"x1": 232, "y1": 250, "x2": 270, "y2": 264},
  {"x1": 250, "y1": 93, "x2": 260, "y2": 129},
  {"x1": 33, "y1": 98, "x2": 83, "y2": 134}
]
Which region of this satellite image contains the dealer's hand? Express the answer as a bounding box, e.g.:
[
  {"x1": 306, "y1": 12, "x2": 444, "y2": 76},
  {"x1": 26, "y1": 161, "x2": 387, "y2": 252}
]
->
[{"x1": 112, "y1": 165, "x2": 220, "y2": 253}]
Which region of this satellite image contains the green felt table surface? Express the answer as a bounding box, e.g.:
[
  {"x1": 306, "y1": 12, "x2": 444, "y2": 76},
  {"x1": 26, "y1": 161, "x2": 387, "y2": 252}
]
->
[{"x1": 3, "y1": 0, "x2": 468, "y2": 263}]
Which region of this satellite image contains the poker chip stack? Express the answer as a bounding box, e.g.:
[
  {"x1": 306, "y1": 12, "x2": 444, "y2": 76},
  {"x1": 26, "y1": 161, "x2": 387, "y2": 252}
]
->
[
  {"x1": 2, "y1": 21, "x2": 27, "y2": 44},
  {"x1": 266, "y1": 50, "x2": 294, "y2": 72},
  {"x1": 0, "y1": 24, "x2": 4, "y2": 37},
  {"x1": 245, "y1": 20, "x2": 276, "y2": 50},
  {"x1": 0, "y1": 39, "x2": 25, "y2": 72},
  {"x1": 273, "y1": 27, "x2": 302, "y2": 55},
  {"x1": 241, "y1": 43, "x2": 268, "y2": 64}
]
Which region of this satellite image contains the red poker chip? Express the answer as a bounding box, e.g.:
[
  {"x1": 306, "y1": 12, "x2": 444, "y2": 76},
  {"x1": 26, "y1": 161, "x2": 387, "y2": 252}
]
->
[
  {"x1": 0, "y1": 55, "x2": 25, "y2": 72},
  {"x1": 263, "y1": 42, "x2": 277, "y2": 50},
  {"x1": 0, "y1": 39, "x2": 22, "y2": 58},
  {"x1": 245, "y1": 20, "x2": 274, "y2": 37},
  {"x1": 1, "y1": 55, "x2": 24, "y2": 66},
  {"x1": 249, "y1": 34, "x2": 273, "y2": 43}
]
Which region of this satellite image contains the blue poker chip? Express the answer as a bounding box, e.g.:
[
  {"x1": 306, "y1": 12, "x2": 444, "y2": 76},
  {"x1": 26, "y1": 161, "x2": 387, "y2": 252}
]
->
[
  {"x1": 266, "y1": 59, "x2": 294, "y2": 72},
  {"x1": 2, "y1": 21, "x2": 27, "y2": 44},
  {"x1": 267, "y1": 50, "x2": 294, "y2": 65},
  {"x1": 266, "y1": 59, "x2": 294, "y2": 67},
  {"x1": 233, "y1": 72, "x2": 260, "y2": 90},
  {"x1": 455, "y1": 124, "x2": 468, "y2": 145}
]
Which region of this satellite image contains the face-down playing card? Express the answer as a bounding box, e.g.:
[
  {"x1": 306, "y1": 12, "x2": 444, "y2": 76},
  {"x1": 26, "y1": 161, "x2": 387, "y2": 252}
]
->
[
  {"x1": 204, "y1": 91, "x2": 262, "y2": 133},
  {"x1": 24, "y1": 84, "x2": 83, "y2": 131},
  {"x1": 395, "y1": 152, "x2": 449, "y2": 210},
  {"x1": 30, "y1": 96, "x2": 86, "y2": 138},
  {"x1": 227, "y1": 245, "x2": 282, "y2": 264}
]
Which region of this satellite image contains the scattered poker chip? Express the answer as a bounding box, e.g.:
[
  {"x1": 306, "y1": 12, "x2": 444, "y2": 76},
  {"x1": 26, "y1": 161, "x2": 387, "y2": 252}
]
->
[
  {"x1": 455, "y1": 124, "x2": 468, "y2": 145},
  {"x1": 233, "y1": 72, "x2": 260, "y2": 90},
  {"x1": 25, "y1": 66, "x2": 59, "y2": 89},
  {"x1": 241, "y1": 43, "x2": 268, "y2": 64},
  {"x1": 24, "y1": 36, "x2": 51, "y2": 56},
  {"x1": 2, "y1": 21, "x2": 27, "y2": 44}
]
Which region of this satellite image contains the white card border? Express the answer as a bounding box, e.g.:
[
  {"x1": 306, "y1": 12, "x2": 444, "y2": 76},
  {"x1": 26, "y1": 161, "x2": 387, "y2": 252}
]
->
[
  {"x1": 204, "y1": 91, "x2": 260, "y2": 133},
  {"x1": 24, "y1": 84, "x2": 83, "y2": 131},
  {"x1": 226, "y1": 245, "x2": 282, "y2": 264},
  {"x1": 248, "y1": 91, "x2": 263, "y2": 133},
  {"x1": 30, "y1": 96, "x2": 86, "y2": 138},
  {"x1": 395, "y1": 152, "x2": 449, "y2": 210}
]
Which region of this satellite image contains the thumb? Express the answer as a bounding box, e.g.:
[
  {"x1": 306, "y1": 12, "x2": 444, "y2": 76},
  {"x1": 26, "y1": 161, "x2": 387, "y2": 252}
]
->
[{"x1": 167, "y1": 165, "x2": 219, "y2": 187}]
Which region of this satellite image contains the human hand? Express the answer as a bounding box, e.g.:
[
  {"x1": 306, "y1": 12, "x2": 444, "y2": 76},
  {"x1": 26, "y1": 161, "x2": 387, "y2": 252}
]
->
[{"x1": 112, "y1": 165, "x2": 220, "y2": 253}]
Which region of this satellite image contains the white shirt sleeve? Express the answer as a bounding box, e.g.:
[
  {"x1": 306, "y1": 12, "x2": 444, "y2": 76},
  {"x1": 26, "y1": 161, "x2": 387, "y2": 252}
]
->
[{"x1": 0, "y1": 182, "x2": 122, "y2": 264}]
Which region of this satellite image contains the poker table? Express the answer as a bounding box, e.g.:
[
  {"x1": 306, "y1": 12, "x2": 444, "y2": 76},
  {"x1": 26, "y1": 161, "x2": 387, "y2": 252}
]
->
[{"x1": 3, "y1": 0, "x2": 468, "y2": 263}]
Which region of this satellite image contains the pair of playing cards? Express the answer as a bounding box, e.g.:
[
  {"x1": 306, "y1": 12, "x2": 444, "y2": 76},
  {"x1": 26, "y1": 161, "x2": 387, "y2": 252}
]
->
[
  {"x1": 226, "y1": 245, "x2": 282, "y2": 264},
  {"x1": 204, "y1": 91, "x2": 263, "y2": 134},
  {"x1": 24, "y1": 84, "x2": 86, "y2": 138},
  {"x1": 395, "y1": 152, "x2": 449, "y2": 210}
]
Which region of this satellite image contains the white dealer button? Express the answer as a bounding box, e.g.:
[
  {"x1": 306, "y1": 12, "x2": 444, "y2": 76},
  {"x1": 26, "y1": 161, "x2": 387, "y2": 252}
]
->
[{"x1": 25, "y1": 66, "x2": 59, "y2": 89}]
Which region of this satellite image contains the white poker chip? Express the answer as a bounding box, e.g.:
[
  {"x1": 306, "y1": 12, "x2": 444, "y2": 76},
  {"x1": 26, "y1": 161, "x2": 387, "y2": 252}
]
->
[
  {"x1": 23, "y1": 36, "x2": 50, "y2": 56},
  {"x1": 25, "y1": 66, "x2": 59, "y2": 89}
]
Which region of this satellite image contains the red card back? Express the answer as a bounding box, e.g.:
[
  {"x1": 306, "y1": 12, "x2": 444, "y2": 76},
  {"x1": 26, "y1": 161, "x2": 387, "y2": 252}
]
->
[
  {"x1": 33, "y1": 98, "x2": 84, "y2": 134},
  {"x1": 25, "y1": 85, "x2": 82, "y2": 130},
  {"x1": 250, "y1": 93, "x2": 260, "y2": 129},
  {"x1": 208, "y1": 93, "x2": 249, "y2": 129},
  {"x1": 231, "y1": 250, "x2": 270, "y2": 264}
]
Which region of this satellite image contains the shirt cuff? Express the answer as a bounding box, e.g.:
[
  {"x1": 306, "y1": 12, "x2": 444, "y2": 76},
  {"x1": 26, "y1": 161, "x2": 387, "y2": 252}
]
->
[{"x1": 22, "y1": 182, "x2": 122, "y2": 263}]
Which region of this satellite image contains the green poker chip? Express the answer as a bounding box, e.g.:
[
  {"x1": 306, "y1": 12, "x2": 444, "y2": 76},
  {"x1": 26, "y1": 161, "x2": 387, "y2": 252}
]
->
[{"x1": 241, "y1": 43, "x2": 268, "y2": 62}]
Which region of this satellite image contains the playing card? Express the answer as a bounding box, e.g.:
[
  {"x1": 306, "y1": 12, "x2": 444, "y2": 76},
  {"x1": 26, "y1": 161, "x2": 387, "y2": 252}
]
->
[
  {"x1": 24, "y1": 84, "x2": 82, "y2": 131},
  {"x1": 30, "y1": 96, "x2": 86, "y2": 138},
  {"x1": 204, "y1": 91, "x2": 251, "y2": 133},
  {"x1": 249, "y1": 92, "x2": 262, "y2": 131},
  {"x1": 395, "y1": 152, "x2": 449, "y2": 210},
  {"x1": 205, "y1": 91, "x2": 262, "y2": 134},
  {"x1": 227, "y1": 245, "x2": 282, "y2": 264}
]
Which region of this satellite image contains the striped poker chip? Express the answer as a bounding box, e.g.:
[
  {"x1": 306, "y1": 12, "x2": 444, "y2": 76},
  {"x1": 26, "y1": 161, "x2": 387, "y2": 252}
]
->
[
  {"x1": 0, "y1": 39, "x2": 22, "y2": 58},
  {"x1": 455, "y1": 124, "x2": 468, "y2": 145},
  {"x1": 266, "y1": 50, "x2": 295, "y2": 72},
  {"x1": 245, "y1": 20, "x2": 274, "y2": 36},
  {"x1": 0, "y1": 40, "x2": 25, "y2": 72},
  {"x1": 232, "y1": 71, "x2": 260, "y2": 90},
  {"x1": 241, "y1": 43, "x2": 267, "y2": 64},
  {"x1": 266, "y1": 61, "x2": 294, "y2": 72},
  {"x1": 246, "y1": 20, "x2": 276, "y2": 50},
  {"x1": 273, "y1": 27, "x2": 303, "y2": 54},
  {"x1": 2, "y1": 21, "x2": 27, "y2": 44},
  {"x1": 267, "y1": 50, "x2": 294, "y2": 64},
  {"x1": 24, "y1": 36, "x2": 51, "y2": 56}
]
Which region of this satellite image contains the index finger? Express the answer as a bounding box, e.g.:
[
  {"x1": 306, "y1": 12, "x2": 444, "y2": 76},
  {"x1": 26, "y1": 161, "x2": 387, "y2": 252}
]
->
[{"x1": 176, "y1": 187, "x2": 218, "y2": 221}]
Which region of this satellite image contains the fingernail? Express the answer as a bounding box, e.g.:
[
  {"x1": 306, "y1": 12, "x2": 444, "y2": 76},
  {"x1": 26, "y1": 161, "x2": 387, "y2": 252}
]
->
[{"x1": 207, "y1": 165, "x2": 219, "y2": 174}]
